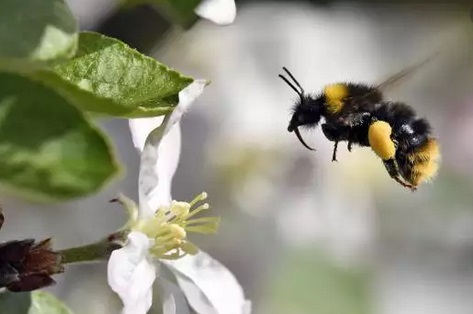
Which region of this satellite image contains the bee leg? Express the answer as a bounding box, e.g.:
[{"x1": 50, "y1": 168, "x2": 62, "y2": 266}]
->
[
  {"x1": 332, "y1": 141, "x2": 339, "y2": 162},
  {"x1": 383, "y1": 159, "x2": 416, "y2": 190},
  {"x1": 347, "y1": 141, "x2": 353, "y2": 152}
]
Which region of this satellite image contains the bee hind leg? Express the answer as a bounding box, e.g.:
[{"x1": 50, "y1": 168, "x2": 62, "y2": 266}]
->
[
  {"x1": 383, "y1": 159, "x2": 416, "y2": 191},
  {"x1": 391, "y1": 173, "x2": 416, "y2": 191}
]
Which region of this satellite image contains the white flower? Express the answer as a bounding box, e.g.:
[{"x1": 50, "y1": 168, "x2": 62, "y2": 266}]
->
[
  {"x1": 107, "y1": 231, "x2": 156, "y2": 314},
  {"x1": 195, "y1": 0, "x2": 236, "y2": 25},
  {"x1": 107, "y1": 80, "x2": 250, "y2": 314},
  {"x1": 163, "y1": 252, "x2": 252, "y2": 314}
]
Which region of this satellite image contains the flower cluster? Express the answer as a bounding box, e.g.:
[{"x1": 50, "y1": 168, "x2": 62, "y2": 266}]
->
[
  {"x1": 107, "y1": 80, "x2": 249, "y2": 314},
  {"x1": 0, "y1": 0, "x2": 244, "y2": 312},
  {"x1": 106, "y1": 1, "x2": 249, "y2": 313}
]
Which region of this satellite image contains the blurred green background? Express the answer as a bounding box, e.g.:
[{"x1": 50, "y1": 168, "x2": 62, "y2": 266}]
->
[{"x1": 2, "y1": 1, "x2": 473, "y2": 313}]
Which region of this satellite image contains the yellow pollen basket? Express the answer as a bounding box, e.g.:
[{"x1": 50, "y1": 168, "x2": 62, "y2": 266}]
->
[
  {"x1": 324, "y1": 83, "x2": 348, "y2": 114},
  {"x1": 368, "y1": 121, "x2": 396, "y2": 160}
]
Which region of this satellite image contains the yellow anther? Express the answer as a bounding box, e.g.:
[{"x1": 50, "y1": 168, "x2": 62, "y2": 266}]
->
[
  {"x1": 165, "y1": 238, "x2": 182, "y2": 249},
  {"x1": 181, "y1": 241, "x2": 199, "y2": 255},
  {"x1": 170, "y1": 201, "x2": 191, "y2": 217},
  {"x1": 168, "y1": 224, "x2": 186, "y2": 239}
]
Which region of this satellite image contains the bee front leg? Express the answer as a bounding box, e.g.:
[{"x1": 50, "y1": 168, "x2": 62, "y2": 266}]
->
[
  {"x1": 322, "y1": 123, "x2": 347, "y2": 162},
  {"x1": 332, "y1": 141, "x2": 339, "y2": 162}
]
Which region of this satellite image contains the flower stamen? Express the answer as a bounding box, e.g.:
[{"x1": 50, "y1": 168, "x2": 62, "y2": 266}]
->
[
  {"x1": 116, "y1": 192, "x2": 218, "y2": 260},
  {"x1": 189, "y1": 192, "x2": 208, "y2": 207},
  {"x1": 183, "y1": 203, "x2": 210, "y2": 220}
]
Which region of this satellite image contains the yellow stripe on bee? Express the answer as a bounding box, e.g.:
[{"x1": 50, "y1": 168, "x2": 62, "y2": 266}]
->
[
  {"x1": 408, "y1": 138, "x2": 440, "y2": 162},
  {"x1": 324, "y1": 83, "x2": 348, "y2": 114},
  {"x1": 411, "y1": 160, "x2": 440, "y2": 186},
  {"x1": 368, "y1": 121, "x2": 396, "y2": 160},
  {"x1": 409, "y1": 138, "x2": 440, "y2": 186}
]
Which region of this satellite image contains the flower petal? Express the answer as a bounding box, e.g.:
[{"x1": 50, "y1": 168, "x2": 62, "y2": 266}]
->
[
  {"x1": 129, "y1": 116, "x2": 165, "y2": 153},
  {"x1": 138, "y1": 123, "x2": 182, "y2": 218},
  {"x1": 162, "y1": 251, "x2": 251, "y2": 314},
  {"x1": 164, "y1": 80, "x2": 208, "y2": 135},
  {"x1": 107, "y1": 231, "x2": 157, "y2": 314},
  {"x1": 155, "y1": 278, "x2": 191, "y2": 314},
  {"x1": 195, "y1": 0, "x2": 236, "y2": 25},
  {"x1": 136, "y1": 80, "x2": 207, "y2": 218}
]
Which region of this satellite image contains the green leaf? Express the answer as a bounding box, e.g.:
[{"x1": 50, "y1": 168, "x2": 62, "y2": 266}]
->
[
  {"x1": 0, "y1": 291, "x2": 73, "y2": 314},
  {"x1": 121, "y1": 0, "x2": 202, "y2": 27},
  {"x1": 0, "y1": 72, "x2": 120, "y2": 202},
  {"x1": 49, "y1": 31, "x2": 194, "y2": 118},
  {"x1": 30, "y1": 291, "x2": 73, "y2": 314},
  {"x1": 159, "y1": 0, "x2": 202, "y2": 27},
  {"x1": 0, "y1": 0, "x2": 78, "y2": 62}
]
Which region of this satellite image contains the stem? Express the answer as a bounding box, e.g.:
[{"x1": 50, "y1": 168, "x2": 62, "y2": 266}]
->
[{"x1": 59, "y1": 233, "x2": 124, "y2": 264}]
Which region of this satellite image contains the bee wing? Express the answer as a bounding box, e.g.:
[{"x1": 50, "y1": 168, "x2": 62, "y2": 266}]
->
[
  {"x1": 342, "y1": 50, "x2": 440, "y2": 107},
  {"x1": 376, "y1": 50, "x2": 440, "y2": 93}
]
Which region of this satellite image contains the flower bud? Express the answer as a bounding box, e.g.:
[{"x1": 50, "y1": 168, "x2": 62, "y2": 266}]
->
[{"x1": 0, "y1": 238, "x2": 64, "y2": 292}]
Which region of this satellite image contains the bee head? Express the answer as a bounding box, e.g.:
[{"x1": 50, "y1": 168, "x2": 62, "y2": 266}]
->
[
  {"x1": 288, "y1": 98, "x2": 323, "y2": 132},
  {"x1": 279, "y1": 67, "x2": 322, "y2": 151}
]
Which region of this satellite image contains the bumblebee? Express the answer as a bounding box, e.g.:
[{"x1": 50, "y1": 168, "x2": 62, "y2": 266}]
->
[{"x1": 279, "y1": 63, "x2": 440, "y2": 191}]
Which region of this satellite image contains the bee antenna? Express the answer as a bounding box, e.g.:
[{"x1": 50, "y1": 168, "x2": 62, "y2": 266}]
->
[
  {"x1": 279, "y1": 74, "x2": 301, "y2": 96},
  {"x1": 279, "y1": 67, "x2": 305, "y2": 103},
  {"x1": 282, "y1": 67, "x2": 304, "y2": 93}
]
